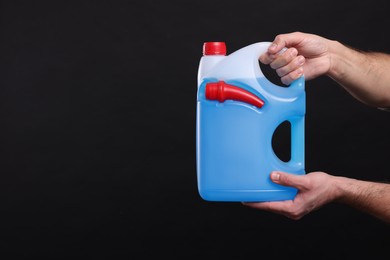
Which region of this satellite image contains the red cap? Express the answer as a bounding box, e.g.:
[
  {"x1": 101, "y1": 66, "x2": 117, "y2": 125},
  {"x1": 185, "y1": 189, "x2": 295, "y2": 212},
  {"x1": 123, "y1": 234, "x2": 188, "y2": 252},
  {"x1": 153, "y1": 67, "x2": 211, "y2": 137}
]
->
[{"x1": 203, "y1": 42, "x2": 226, "y2": 55}]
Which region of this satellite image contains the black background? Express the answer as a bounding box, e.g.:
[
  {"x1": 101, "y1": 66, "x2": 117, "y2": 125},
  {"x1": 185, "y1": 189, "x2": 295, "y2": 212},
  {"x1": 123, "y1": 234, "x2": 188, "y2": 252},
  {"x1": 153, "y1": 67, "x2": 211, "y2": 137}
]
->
[{"x1": 1, "y1": 0, "x2": 389, "y2": 258}]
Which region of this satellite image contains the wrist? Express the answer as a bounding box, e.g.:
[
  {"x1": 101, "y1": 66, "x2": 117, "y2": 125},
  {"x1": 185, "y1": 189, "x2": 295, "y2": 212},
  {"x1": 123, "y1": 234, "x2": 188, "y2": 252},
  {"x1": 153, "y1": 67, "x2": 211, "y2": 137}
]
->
[
  {"x1": 326, "y1": 40, "x2": 370, "y2": 83},
  {"x1": 326, "y1": 40, "x2": 347, "y2": 79},
  {"x1": 330, "y1": 175, "x2": 353, "y2": 203}
]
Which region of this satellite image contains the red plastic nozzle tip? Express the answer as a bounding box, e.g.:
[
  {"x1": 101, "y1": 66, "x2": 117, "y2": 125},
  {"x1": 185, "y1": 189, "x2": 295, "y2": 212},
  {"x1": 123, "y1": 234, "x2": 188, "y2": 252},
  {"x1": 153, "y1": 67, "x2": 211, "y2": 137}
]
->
[
  {"x1": 203, "y1": 42, "x2": 226, "y2": 55},
  {"x1": 205, "y1": 81, "x2": 265, "y2": 108},
  {"x1": 205, "y1": 82, "x2": 224, "y2": 102}
]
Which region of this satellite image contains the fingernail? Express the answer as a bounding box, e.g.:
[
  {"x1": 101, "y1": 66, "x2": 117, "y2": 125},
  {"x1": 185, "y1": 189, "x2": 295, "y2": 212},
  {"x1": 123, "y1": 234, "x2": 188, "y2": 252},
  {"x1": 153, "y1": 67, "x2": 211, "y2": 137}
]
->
[
  {"x1": 290, "y1": 48, "x2": 298, "y2": 56},
  {"x1": 270, "y1": 172, "x2": 280, "y2": 181},
  {"x1": 297, "y1": 56, "x2": 305, "y2": 65}
]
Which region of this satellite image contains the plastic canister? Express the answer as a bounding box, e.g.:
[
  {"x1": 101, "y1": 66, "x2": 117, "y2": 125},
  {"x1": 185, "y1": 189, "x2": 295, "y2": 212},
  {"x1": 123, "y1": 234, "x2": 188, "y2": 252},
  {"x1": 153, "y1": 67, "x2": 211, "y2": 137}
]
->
[{"x1": 196, "y1": 41, "x2": 306, "y2": 202}]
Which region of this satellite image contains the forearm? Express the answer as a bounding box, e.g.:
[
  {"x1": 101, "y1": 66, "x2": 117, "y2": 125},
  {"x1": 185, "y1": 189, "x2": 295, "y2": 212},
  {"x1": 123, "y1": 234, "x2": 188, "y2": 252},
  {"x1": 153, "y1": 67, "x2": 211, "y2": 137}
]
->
[
  {"x1": 333, "y1": 176, "x2": 390, "y2": 223},
  {"x1": 327, "y1": 41, "x2": 390, "y2": 108}
]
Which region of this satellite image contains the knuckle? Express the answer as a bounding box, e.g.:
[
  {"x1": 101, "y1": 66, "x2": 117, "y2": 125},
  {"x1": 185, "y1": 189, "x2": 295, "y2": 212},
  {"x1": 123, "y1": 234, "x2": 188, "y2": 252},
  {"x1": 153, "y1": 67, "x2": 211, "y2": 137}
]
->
[
  {"x1": 274, "y1": 35, "x2": 283, "y2": 43},
  {"x1": 279, "y1": 173, "x2": 290, "y2": 184},
  {"x1": 277, "y1": 54, "x2": 288, "y2": 64}
]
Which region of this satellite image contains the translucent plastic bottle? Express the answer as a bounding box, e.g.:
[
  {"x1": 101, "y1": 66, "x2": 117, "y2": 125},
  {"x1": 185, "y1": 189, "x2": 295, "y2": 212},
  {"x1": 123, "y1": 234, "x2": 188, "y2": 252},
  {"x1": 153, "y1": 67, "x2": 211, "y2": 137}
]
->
[{"x1": 196, "y1": 41, "x2": 306, "y2": 202}]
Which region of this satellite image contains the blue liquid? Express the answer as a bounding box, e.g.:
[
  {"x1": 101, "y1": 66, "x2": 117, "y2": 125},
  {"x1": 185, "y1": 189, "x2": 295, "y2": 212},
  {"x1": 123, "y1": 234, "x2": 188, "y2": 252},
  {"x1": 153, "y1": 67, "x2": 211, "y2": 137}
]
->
[{"x1": 196, "y1": 76, "x2": 305, "y2": 202}]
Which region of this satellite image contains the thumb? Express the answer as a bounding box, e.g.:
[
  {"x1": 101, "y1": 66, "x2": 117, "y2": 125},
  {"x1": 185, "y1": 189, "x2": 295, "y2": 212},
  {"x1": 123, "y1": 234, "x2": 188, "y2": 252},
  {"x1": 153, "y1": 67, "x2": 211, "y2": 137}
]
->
[{"x1": 270, "y1": 171, "x2": 308, "y2": 190}]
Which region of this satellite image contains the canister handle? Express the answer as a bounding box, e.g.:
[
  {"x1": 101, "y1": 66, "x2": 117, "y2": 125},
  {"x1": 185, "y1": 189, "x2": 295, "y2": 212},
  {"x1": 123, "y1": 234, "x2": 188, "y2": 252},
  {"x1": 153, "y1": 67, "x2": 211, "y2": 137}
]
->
[
  {"x1": 287, "y1": 116, "x2": 305, "y2": 171},
  {"x1": 206, "y1": 42, "x2": 303, "y2": 90}
]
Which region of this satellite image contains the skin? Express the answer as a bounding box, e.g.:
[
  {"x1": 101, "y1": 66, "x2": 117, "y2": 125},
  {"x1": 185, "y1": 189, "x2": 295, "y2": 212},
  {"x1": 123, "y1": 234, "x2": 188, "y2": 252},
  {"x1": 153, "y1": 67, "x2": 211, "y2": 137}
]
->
[{"x1": 242, "y1": 32, "x2": 390, "y2": 223}]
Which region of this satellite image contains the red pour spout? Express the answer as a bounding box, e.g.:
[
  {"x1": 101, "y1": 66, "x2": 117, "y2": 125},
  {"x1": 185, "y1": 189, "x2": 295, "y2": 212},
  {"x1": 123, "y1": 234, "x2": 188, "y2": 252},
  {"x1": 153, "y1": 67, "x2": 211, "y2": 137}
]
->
[{"x1": 205, "y1": 81, "x2": 264, "y2": 108}]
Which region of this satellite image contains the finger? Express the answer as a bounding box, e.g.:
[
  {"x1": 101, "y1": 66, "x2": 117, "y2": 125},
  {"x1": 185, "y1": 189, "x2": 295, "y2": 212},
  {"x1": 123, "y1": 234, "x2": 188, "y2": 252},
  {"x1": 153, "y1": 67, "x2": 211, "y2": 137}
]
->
[
  {"x1": 268, "y1": 32, "x2": 305, "y2": 54},
  {"x1": 270, "y1": 171, "x2": 308, "y2": 190},
  {"x1": 242, "y1": 201, "x2": 291, "y2": 211},
  {"x1": 259, "y1": 52, "x2": 275, "y2": 64},
  {"x1": 260, "y1": 47, "x2": 290, "y2": 65},
  {"x1": 281, "y1": 67, "x2": 304, "y2": 85},
  {"x1": 242, "y1": 201, "x2": 297, "y2": 218},
  {"x1": 270, "y1": 48, "x2": 299, "y2": 70},
  {"x1": 275, "y1": 55, "x2": 305, "y2": 77}
]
